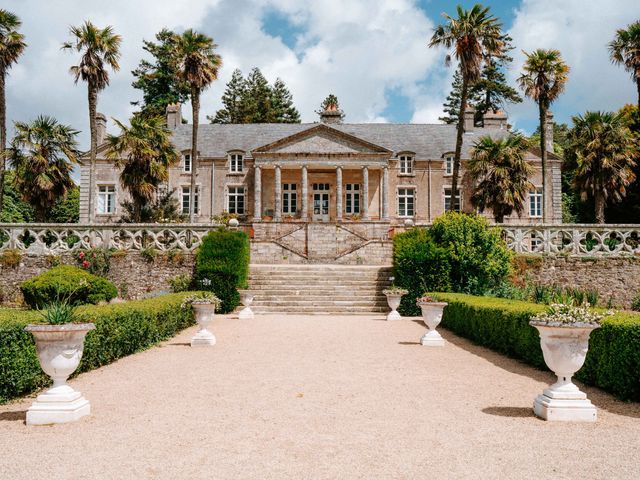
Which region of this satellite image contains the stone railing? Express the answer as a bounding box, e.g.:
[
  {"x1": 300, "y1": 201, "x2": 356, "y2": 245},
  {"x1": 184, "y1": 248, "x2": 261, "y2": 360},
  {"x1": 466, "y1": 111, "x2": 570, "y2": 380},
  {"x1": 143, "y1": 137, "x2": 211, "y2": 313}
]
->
[{"x1": 0, "y1": 223, "x2": 220, "y2": 254}]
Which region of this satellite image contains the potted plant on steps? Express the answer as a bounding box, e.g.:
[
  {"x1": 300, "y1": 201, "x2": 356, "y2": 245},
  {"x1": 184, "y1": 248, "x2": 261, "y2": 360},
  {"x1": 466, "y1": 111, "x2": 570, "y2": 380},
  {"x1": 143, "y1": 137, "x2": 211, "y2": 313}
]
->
[
  {"x1": 183, "y1": 292, "x2": 221, "y2": 347},
  {"x1": 382, "y1": 286, "x2": 408, "y2": 321},
  {"x1": 416, "y1": 296, "x2": 448, "y2": 346},
  {"x1": 25, "y1": 302, "x2": 95, "y2": 426},
  {"x1": 529, "y1": 303, "x2": 612, "y2": 422},
  {"x1": 237, "y1": 289, "x2": 255, "y2": 319}
]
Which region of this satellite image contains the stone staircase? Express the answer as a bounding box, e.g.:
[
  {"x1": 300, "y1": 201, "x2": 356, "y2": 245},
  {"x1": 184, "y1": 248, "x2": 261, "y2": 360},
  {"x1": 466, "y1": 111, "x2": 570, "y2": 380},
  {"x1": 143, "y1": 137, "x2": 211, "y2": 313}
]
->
[{"x1": 248, "y1": 264, "x2": 393, "y2": 314}]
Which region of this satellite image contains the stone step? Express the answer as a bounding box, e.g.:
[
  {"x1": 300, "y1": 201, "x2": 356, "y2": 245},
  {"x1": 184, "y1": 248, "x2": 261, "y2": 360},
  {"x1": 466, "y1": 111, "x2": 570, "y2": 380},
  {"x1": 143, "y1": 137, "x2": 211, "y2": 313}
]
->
[
  {"x1": 252, "y1": 301, "x2": 387, "y2": 308},
  {"x1": 251, "y1": 306, "x2": 389, "y2": 314},
  {"x1": 252, "y1": 294, "x2": 387, "y2": 301}
]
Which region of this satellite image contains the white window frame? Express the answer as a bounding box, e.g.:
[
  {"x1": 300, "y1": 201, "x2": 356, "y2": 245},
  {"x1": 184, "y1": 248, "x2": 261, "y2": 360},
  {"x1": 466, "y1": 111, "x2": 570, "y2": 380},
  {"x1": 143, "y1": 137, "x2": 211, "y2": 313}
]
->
[
  {"x1": 97, "y1": 185, "x2": 116, "y2": 214},
  {"x1": 345, "y1": 183, "x2": 360, "y2": 215},
  {"x1": 229, "y1": 153, "x2": 244, "y2": 173},
  {"x1": 181, "y1": 186, "x2": 200, "y2": 215},
  {"x1": 444, "y1": 187, "x2": 461, "y2": 212},
  {"x1": 529, "y1": 188, "x2": 543, "y2": 218},
  {"x1": 183, "y1": 153, "x2": 192, "y2": 173},
  {"x1": 444, "y1": 155, "x2": 454, "y2": 176},
  {"x1": 398, "y1": 154, "x2": 414, "y2": 175},
  {"x1": 397, "y1": 187, "x2": 415, "y2": 217},
  {"x1": 227, "y1": 185, "x2": 245, "y2": 214},
  {"x1": 282, "y1": 183, "x2": 297, "y2": 215}
]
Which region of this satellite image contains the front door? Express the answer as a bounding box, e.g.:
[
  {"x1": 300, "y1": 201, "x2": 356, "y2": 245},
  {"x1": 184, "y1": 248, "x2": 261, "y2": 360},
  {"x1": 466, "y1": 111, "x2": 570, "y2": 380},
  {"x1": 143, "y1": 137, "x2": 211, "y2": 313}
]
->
[{"x1": 312, "y1": 183, "x2": 330, "y2": 222}]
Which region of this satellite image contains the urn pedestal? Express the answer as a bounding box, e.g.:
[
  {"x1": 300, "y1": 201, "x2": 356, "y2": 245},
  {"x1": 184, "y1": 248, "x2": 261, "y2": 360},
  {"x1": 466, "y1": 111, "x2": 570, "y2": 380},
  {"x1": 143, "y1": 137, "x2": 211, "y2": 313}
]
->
[
  {"x1": 191, "y1": 303, "x2": 216, "y2": 347},
  {"x1": 531, "y1": 323, "x2": 598, "y2": 422},
  {"x1": 25, "y1": 323, "x2": 95, "y2": 426},
  {"x1": 418, "y1": 302, "x2": 447, "y2": 346},
  {"x1": 238, "y1": 290, "x2": 255, "y2": 320},
  {"x1": 385, "y1": 294, "x2": 402, "y2": 321}
]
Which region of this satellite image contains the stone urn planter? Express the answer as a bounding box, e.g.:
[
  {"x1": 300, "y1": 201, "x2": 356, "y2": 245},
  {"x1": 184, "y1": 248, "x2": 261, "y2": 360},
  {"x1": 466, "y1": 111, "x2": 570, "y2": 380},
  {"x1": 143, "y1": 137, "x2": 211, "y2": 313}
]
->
[
  {"x1": 416, "y1": 296, "x2": 447, "y2": 346},
  {"x1": 383, "y1": 287, "x2": 407, "y2": 321},
  {"x1": 25, "y1": 323, "x2": 95, "y2": 425},
  {"x1": 238, "y1": 289, "x2": 255, "y2": 320},
  {"x1": 184, "y1": 293, "x2": 221, "y2": 347},
  {"x1": 529, "y1": 303, "x2": 612, "y2": 422}
]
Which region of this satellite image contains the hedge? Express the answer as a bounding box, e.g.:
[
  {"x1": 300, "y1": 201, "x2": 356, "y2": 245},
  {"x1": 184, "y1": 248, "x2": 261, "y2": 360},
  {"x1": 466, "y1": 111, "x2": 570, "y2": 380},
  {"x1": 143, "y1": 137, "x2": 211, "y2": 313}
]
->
[
  {"x1": 0, "y1": 292, "x2": 195, "y2": 404},
  {"x1": 431, "y1": 293, "x2": 640, "y2": 401},
  {"x1": 193, "y1": 228, "x2": 250, "y2": 313},
  {"x1": 20, "y1": 265, "x2": 118, "y2": 308}
]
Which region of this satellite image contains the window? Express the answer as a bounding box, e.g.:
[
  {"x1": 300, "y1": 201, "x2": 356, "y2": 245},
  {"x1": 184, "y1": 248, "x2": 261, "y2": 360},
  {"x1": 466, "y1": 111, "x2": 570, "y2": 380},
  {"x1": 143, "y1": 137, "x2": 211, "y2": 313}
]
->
[
  {"x1": 312, "y1": 183, "x2": 330, "y2": 190},
  {"x1": 529, "y1": 188, "x2": 542, "y2": 218},
  {"x1": 228, "y1": 186, "x2": 245, "y2": 214},
  {"x1": 181, "y1": 186, "x2": 200, "y2": 215},
  {"x1": 345, "y1": 183, "x2": 360, "y2": 214},
  {"x1": 530, "y1": 232, "x2": 543, "y2": 251},
  {"x1": 444, "y1": 156, "x2": 454, "y2": 175},
  {"x1": 397, "y1": 188, "x2": 415, "y2": 217},
  {"x1": 444, "y1": 188, "x2": 461, "y2": 212},
  {"x1": 183, "y1": 153, "x2": 191, "y2": 173},
  {"x1": 229, "y1": 153, "x2": 244, "y2": 173},
  {"x1": 282, "y1": 183, "x2": 297, "y2": 214},
  {"x1": 97, "y1": 185, "x2": 116, "y2": 214},
  {"x1": 399, "y1": 155, "x2": 414, "y2": 175}
]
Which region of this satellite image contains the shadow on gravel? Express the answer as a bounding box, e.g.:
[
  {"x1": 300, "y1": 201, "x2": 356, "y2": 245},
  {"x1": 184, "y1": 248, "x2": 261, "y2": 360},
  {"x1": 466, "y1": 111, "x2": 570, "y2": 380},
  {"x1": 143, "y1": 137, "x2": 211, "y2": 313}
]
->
[
  {"x1": 167, "y1": 342, "x2": 191, "y2": 347},
  {"x1": 482, "y1": 406, "x2": 536, "y2": 418},
  {"x1": 398, "y1": 341, "x2": 420, "y2": 345},
  {"x1": 0, "y1": 410, "x2": 26, "y2": 422}
]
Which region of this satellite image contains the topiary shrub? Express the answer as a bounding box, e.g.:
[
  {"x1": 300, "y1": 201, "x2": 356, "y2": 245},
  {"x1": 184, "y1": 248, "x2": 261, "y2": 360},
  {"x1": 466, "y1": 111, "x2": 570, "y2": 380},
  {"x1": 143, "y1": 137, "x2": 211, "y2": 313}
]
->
[
  {"x1": 193, "y1": 228, "x2": 250, "y2": 313},
  {"x1": 20, "y1": 265, "x2": 118, "y2": 309},
  {"x1": 393, "y1": 228, "x2": 452, "y2": 316}
]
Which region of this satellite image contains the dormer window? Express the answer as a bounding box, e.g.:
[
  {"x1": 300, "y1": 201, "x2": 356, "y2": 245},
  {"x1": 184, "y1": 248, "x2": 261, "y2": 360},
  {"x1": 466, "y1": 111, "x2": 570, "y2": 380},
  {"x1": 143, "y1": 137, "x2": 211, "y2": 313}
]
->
[
  {"x1": 399, "y1": 154, "x2": 414, "y2": 175},
  {"x1": 183, "y1": 153, "x2": 191, "y2": 173},
  {"x1": 229, "y1": 153, "x2": 244, "y2": 173},
  {"x1": 444, "y1": 155, "x2": 454, "y2": 176}
]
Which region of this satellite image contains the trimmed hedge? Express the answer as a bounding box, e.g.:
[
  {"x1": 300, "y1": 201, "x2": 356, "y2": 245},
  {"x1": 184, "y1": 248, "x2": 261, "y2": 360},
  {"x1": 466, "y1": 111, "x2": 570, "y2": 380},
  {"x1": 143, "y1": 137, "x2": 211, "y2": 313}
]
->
[
  {"x1": 0, "y1": 292, "x2": 195, "y2": 404},
  {"x1": 432, "y1": 293, "x2": 640, "y2": 401},
  {"x1": 20, "y1": 265, "x2": 118, "y2": 308},
  {"x1": 193, "y1": 228, "x2": 250, "y2": 313}
]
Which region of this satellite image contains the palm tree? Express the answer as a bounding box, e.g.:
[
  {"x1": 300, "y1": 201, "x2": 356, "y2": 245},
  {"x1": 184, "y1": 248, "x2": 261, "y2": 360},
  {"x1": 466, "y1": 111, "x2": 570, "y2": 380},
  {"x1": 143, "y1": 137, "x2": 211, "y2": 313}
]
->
[
  {"x1": 517, "y1": 49, "x2": 569, "y2": 223},
  {"x1": 429, "y1": 4, "x2": 505, "y2": 210},
  {"x1": 609, "y1": 20, "x2": 640, "y2": 110},
  {"x1": 468, "y1": 134, "x2": 533, "y2": 223},
  {"x1": 172, "y1": 30, "x2": 222, "y2": 222},
  {"x1": 570, "y1": 111, "x2": 637, "y2": 224},
  {"x1": 0, "y1": 9, "x2": 26, "y2": 212},
  {"x1": 106, "y1": 114, "x2": 179, "y2": 222},
  {"x1": 8, "y1": 116, "x2": 79, "y2": 221},
  {"x1": 62, "y1": 21, "x2": 121, "y2": 223}
]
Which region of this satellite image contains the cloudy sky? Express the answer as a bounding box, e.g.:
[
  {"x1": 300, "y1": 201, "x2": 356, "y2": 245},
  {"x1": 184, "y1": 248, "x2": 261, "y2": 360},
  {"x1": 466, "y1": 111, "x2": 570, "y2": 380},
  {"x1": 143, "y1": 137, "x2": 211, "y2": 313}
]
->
[{"x1": 4, "y1": 0, "x2": 640, "y2": 151}]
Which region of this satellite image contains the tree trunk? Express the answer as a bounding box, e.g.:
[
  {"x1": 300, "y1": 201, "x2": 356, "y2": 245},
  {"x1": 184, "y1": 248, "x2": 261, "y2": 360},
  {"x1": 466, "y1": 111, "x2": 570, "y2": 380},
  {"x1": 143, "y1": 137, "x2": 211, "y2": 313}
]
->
[
  {"x1": 88, "y1": 84, "x2": 98, "y2": 223},
  {"x1": 0, "y1": 69, "x2": 6, "y2": 213},
  {"x1": 190, "y1": 86, "x2": 199, "y2": 223},
  {"x1": 637, "y1": 77, "x2": 640, "y2": 112},
  {"x1": 538, "y1": 102, "x2": 547, "y2": 223},
  {"x1": 451, "y1": 76, "x2": 469, "y2": 211},
  {"x1": 595, "y1": 178, "x2": 606, "y2": 224}
]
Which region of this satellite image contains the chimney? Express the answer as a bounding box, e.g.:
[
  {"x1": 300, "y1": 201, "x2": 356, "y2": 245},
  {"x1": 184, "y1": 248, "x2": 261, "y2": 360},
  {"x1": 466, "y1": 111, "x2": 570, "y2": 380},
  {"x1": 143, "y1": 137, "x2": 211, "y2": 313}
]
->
[
  {"x1": 96, "y1": 113, "x2": 107, "y2": 145},
  {"x1": 319, "y1": 103, "x2": 344, "y2": 124},
  {"x1": 544, "y1": 111, "x2": 554, "y2": 152},
  {"x1": 166, "y1": 103, "x2": 182, "y2": 129},
  {"x1": 482, "y1": 110, "x2": 508, "y2": 129},
  {"x1": 463, "y1": 105, "x2": 475, "y2": 132}
]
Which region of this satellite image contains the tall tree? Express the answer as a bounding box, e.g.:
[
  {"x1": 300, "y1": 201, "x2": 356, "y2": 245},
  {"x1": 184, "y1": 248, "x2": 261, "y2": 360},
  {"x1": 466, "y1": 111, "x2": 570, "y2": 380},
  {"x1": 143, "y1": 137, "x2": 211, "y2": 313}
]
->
[
  {"x1": 8, "y1": 116, "x2": 79, "y2": 222},
  {"x1": 242, "y1": 67, "x2": 272, "y2": 123},
  {"x1": 270, "y1": 78, "x2": 301, "y2": 123},
  {"x1": 210, "y1": 68, "x2": 247, "y2": 124},
  {"x1": 173, "y1": 29, "x2": 222, "y2": 222},
  {"x1": 62, "y1": 21, "x2": 121, "y2": 223},
  {"x1": 570, "y1": 111, "x2": 637, "y2": 224},
  {"x1": 429, "y1": 4, "x2": 505, "y2": 211},
  {"x1": 468, "y1": 134, "x2": 533, "y2": 223},
  {"x1": 518, "y1": 48, "x2": 569, "y2": 223},
  {"x1": 106, "y1": 115, "x2": 180, "y2": 222},
  {"x1": 471, "y1": 59, "x2": 522, "y2": 124},
  {"x1": 0, "y1": 9, "x2": 26, "y2": 213},
  {"x1": 609, "y1": 20, "x2": 640, "y2": 110},
  {"x1": 131, "y1": 28, "x2": 190, "y2": 118},
  {"x1": 440, "y1": 68, "x2": 479, "y2": 124}
]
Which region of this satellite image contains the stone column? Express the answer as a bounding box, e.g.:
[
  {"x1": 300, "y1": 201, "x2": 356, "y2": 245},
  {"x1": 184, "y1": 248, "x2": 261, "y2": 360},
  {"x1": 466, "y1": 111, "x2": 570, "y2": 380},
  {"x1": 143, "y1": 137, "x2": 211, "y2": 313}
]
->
[
  {"x1": 336, "y1": 166, "x2": 343, "y2": 221},
  {"x1": 382, "y1": 166, "x2": 389, "y2": 220},
  {"x1": 253, "y1": 165, "x2": 262, "y2": 222},
  {"x1": 362, "y1": 166, "x2": 369, "y2": 220},
  {"x1": 301, "y1": 165, "x2": 308, "y2": 220},
  {"x1": 274, "y1": 165, "x2": 282, "y2": 221}
]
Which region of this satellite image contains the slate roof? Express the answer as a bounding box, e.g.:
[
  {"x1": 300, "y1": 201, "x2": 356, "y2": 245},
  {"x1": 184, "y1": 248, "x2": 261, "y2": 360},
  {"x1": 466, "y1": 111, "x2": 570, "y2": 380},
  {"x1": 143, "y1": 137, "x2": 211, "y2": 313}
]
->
[{"x1": 170, "y1": 122, "x2": 514, "y2": 160}]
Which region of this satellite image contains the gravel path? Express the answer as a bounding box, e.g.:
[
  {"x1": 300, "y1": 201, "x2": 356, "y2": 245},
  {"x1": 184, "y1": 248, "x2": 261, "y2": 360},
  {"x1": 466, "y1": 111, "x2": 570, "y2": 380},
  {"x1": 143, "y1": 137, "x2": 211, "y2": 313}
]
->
[{"x1": 1, "y1": 314, "x2": 639, "y2": 480}]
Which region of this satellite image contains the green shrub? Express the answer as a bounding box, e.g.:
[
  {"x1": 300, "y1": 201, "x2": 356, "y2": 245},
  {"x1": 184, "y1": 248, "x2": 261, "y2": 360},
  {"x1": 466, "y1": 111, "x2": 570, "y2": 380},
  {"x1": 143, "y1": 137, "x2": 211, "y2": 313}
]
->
[
  {"x1": 76, "y1": 248, "x2": 111, "y2": 276},
  {"x1": 193, "y1": 228, "x2": 250, "y2": 313},
  {"x1": 168, "y1": 274, "x2": 192, "y2": 293},
  {"x1": 0, "y1": 292, "x2": 195, "y2": 403},
  {"x1": 20, "y1": 265, "x2": 118, "y2": 308},
  {"x1": 392, "y1": 228, "x2": 451, "y2": 316},
  {"x1": 631, "y1": 292, "x2": 640, "y2": 312},
  {"x1": 431, "y1": 293, "x2": 640, "y2": 401}
]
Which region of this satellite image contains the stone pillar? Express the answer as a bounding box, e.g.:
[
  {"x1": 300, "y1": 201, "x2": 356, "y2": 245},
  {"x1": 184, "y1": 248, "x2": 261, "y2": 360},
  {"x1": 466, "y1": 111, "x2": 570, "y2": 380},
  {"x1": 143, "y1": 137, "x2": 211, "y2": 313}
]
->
[
  {"x1": 253, "y1": 165, "x2": 262, "y2": 222},
  {"x1": 382, "y1": 166, "x2": 389, "y2": 220},
  {"x1": 274, "y1": 165, "x2": 282, "y2": 221},
  {"x1": 301, "y1": 165, "x2": 308, "y2": 221},
  {"x1": 362, "y1": 166, "x2": 369, "y2": 220},
  {"x1": 336, "y1": 166, "x2": 343, "y2": 221}
]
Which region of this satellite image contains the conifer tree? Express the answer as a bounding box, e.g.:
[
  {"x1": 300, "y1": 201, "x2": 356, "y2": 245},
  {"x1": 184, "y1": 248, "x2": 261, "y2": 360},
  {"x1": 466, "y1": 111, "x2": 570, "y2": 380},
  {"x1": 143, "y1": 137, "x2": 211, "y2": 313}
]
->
[
  {"x1": 471, "y1": 59, "x2": 522, "y2": 125},
  {"x1": 270, "y1": 78, "x2": 301, "y2": 123},
  {"x1": 209, "y1": 69, "x2": 247, "y2": 124}
]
